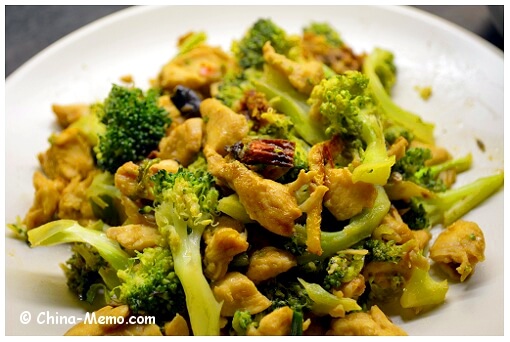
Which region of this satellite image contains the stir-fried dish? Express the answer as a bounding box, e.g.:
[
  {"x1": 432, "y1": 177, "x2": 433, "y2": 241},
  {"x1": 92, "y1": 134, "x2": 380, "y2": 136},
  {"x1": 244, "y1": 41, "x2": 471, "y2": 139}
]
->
[{"x1": 8, "y1": 19, "x2": 504, "y2": 336}]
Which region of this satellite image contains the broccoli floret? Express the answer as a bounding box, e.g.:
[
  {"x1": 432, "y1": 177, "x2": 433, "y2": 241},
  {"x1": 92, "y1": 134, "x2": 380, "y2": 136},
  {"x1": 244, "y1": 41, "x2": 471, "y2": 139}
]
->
[
  {"x1": 151, "y1": 167, "x2": 222, "y2": 336},
  {"x1": 363, "y1": 239, "x2": 405, "y2": 263},
  {"x1": 393, "y1": 148, "x2": 473, "y2": 192},
  {"x1": 323, "y1": 250, "x2": 365, "y2": 290},
  {"x1": 86, "y1": 171, "x2": 124, "y2": 226},
  {"x1": 62, "y1": 243, "x2": 110, "y2": 302},
  {"x1": 401, "y1": 172, "x2": 504, "y2": 229},
  {"x1": 363, "y1": 48, "x2": 435, "y2": 144},
  {"x1": 232, "y1": 18, "x2": 295, "y2": 70},
  {"x1": 309, "y1": 71, "x2": 396, "y2": 185},
  {"x1": 231, "y1": 310, "x2": 256, "y2": 336},
  {"x1": 94, "y1": 84, "x2": 171, "y2": 174},
  {"x1": 115, "y1": 247, "x2": 186, "y2": 323},
  {"x1": 303, "y1": 22, "x2": 343, "y2": 48}
]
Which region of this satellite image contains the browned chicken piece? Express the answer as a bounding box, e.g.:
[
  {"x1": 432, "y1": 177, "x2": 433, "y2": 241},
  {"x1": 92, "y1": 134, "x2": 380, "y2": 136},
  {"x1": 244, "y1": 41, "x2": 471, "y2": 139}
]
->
[
  {"x1": 212, "y1": 272, "x2": 272, "y2": 317},
  {"x1": 52, "y1": 103, "x2": 89, "y2": 128},
  {"x1": 158, "y1": 95, "x2": 184, "y2": 128},
  {"x1": 372, "y1": 206, "x2": 415, "y2": 244},
  {"x1": 201, "y1": 98, "x2": 249, "y2": 156},
  {"x1": 106, "y1": 224, "x2": 163, "y2": 251},
  {"x1": 163, "y1": 314, "x2": 190, "y2": 336},
  {"x1": 429, "y1": 220, "x2": 485, "y2": 282},
  {"x1": 157, "y1": 117, "x2": 204, "y2": 166},
  {"x1": 246, "y1": 306, "x2": 294, "y2": 336},
  {"x1": 114, "y1": 160, "x2": 179, "y2": 200},
  {"x1": 387, "y1": 136, "x2": 409, "y2": 161},
  {"x1": 38, "y1": 127, "x2": 95, "y2": 181},
  {"x1": 337, "y1": 274, "x2": 366, "y2": 300},
  {"x1": 409, "y1": 141, "x2": 452, "y2": 166},
  {"x1": 205, "y1": 146, "x2": 301, "y2": 237},
  {"x1": 246, "y1": 246, "x2": 297, "y2": 283},
  {"x1": 324, "y1": 167, "x2": 377, "y2": 221},
  {"x1": 327, "y1": 305, "x2": 407, "y2": 336},
  {"x1": 263, "y1": 42, "x2": 324, "y2": 95},
  {"x1": 203, "y1": 217, "x2": 249, "y2": 281},
  {"x1": 65, "y1": 305, "x2": 130, "y2": 336},
  {"x1": 23, "y1": 171, "x2": 65, "y2": 229},
  {"x1": 57, "y1": 173, "x2": 96, "y2": 225},
  {"x1": 158, "y1": 45, "x2": 236, "y2": 92}
]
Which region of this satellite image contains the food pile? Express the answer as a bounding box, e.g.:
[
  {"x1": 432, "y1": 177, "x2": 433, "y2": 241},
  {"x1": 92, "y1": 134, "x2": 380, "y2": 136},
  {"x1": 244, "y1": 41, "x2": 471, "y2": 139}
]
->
[{"x1": 9, "y1": 19, "x2": 504, "y2": 336}]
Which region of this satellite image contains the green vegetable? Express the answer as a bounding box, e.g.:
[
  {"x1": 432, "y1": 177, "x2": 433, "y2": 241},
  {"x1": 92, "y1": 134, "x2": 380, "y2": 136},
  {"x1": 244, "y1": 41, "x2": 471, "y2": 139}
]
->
[
  {"x1": 393, "y1": 148, "x2": 472, "y2": 192},
  {"x1": 363, "y1": 48, "x2": 435, "y2": 144},
  {"x1": 402, "y1": 172, "x2": 504, "y2": 229},
  {"x1": 323, "y1": 250, "x2": 365, "y2": 290},
  {"x1": 152, "y1": 167, "x2": 222, "y2": 336},
  {"x1": 94, "y1": 84, "x2": 171, "y2": 174},
  {"x1": 309, "y1": 71, "x2": 396, "y2": 185},
  {"x1": 232, "y1": 18, "x2": 295, "y2": 70}
]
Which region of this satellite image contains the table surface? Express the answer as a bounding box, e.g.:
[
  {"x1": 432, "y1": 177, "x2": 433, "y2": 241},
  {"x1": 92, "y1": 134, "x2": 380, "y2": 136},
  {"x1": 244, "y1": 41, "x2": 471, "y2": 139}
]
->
[{"x1": 5, "y1": 5, "x2": 504, "y2": 78}]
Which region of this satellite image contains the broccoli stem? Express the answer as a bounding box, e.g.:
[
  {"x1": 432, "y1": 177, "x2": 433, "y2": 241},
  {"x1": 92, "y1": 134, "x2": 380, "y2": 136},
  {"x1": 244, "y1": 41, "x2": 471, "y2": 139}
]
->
[
  {"x1": 428, "y1": 153, "x2": 472, "y2": 178},
  {"x1": 27, "y1": 219, "x2": 130, "y2": 271},
  {"x1": 157, "y1": 198, "x2": 222, "y2": 336},
  {"x1": 363, "y1": 49, "x2": 435, "y2": 144},
  {"x1": 351, "y1": 114, "x2": 396, "y2": 185},
  {"x1": 251, "y1": 66, "x2": 327, "y2": 145},
  {"x1": 426, "y1": 172, "x2": 504, "y2": 227},
  {"x1": 298, "y1": 186, "x2": 390, "y2": 263}
]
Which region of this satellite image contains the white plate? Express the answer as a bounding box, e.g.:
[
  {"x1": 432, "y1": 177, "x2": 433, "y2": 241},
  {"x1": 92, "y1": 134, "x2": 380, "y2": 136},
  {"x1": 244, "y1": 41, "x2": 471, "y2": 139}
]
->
[{"x1": 5, "y1": 5, "x2": 504, "y2": 336}]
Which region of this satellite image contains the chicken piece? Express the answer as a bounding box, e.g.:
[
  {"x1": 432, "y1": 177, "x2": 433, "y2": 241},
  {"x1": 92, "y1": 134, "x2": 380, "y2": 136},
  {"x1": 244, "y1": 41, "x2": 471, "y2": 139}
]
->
[
  {"x1": 52, "y1": 103, "x2": 89, "y2": 128},
  {"x1": 65, "y1": 305, "x2": 130, "y2": 336},
  {"x1": 106, "y1": 224, "x2": 163, "y2": 251},
  {"x1": 106, "y1": 324, "x2": 163, "y2": 336},
  {"x1": 201, "y1": 98, "x2": 249, "y2": 156},
  {"x1": 372, "y1": 206, "x2": 415, "y2": 244},
  {"x1": 263, "y1": 42, "x2": 324, "y2": 95},
  {"x1": 57, "y1": 173, "x2": 96, "y2": 225},
  {"x1": 337, "y1": 274, "x2": 366, "y2": 300},
  {"x1": 158, "y1": 45, "x2": 236, "y2": 92},
  {"x1": 429, "y1": 220, "x2": 485, "y2": 282},
  {"x1": 158, "y1": 95, "x2": 184, "y2": 128},
  {"x1": 163, "y1": 314, "x2": 189, "y2": 336},
  {"x1": 203, "y1": 217, "x2": 249, "y2": 281},
  {"x1": 387, "y1": 136, "x2": 409, "y2": 161},
  {"x1": 205, "y1": 146, "x2": 301, "y2": 237},
  {"x1": 212, "y1": 272, "x2": 272, "y2": 317},
  {"x1": 246, "y1": 306, "x2": 294, "y2": 336},
  {"x1": 23, "y1": 171, "x2": 65, "y2": 229},
  {"x1": 327, "y1": 305, "x2": 407, "y2": 336},
  {"x1": 324, "y1": 167, "x2": 377, "y2": 221},
  {"x1": 246, "y1": 246, "x2": 297, "y2": 283},
  {"x1": 411, "y1": 229, "x2": 432, "y2": 251},
  {"x1": 157, "y1": 117, "x2": 204, "y2": 166},
  {"x1": 119, "y1": 195, "x2": 156, "y2": 227},
  {"x1": 38, "y1": 127, "x2": 95, "y2": 181}
]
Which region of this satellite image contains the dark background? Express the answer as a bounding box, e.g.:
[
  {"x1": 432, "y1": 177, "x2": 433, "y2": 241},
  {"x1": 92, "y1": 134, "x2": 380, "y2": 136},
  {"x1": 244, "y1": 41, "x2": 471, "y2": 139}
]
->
[{"x1": 5, "y1": 5, "x2": 504, "y2": 78}]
